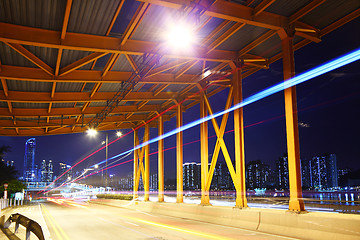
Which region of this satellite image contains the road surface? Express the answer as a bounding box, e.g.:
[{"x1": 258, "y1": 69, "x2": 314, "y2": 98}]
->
[{"x1": 2, "y1": 200, "x2": 299, "y2": 240}]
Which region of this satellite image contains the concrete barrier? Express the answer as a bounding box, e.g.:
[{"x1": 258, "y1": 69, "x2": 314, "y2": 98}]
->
[{"x1": 91, "y1": 199, "x2": 360, "y2": 239}]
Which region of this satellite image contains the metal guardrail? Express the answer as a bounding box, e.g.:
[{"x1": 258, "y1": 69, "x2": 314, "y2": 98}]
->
[
  {"x1": 1, "y1": 199, "x2": 24, "y2": 212},
  {"x1": 0, "y1": 213, "x2": 45, "y2": 240}
]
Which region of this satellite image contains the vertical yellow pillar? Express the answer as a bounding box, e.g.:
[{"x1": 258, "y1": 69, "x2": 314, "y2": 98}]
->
[
  {"x1": 133, "y1": 129, "x2": 138, "y2": 199},
  {"x1": 200, "y1": 93, "x2": 210, "y2": 205},
  {"x1": 280, "y1": 30, "x2": 305, "y2": 212},
  {"x1": 233, "y1": 66, "x2": 247, "y2": 208},
  {"x1": 144, "y1": 124, "x2": 150, "y2": 201},
  {"x1": 158, "y1": 115, "x2": 164, "y2": 202},
  {"x1": 176, "y1": 104, "x2": 183, "y2": 203}
]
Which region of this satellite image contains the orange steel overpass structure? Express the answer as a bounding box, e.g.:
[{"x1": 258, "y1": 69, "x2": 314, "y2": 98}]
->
[{"x1": 0, "y1": 0, "x2": 359, "y2": 212}]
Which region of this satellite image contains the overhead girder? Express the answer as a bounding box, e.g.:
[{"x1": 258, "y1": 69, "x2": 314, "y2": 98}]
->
[
  {"x1": 0, "y1": 91, "x2": 195, "y2": 103},
  {"x1": 0, "y1": 23, "x2": 237, "y2": 63},
  {"x1": 0, "y1": 104, "x2": 164, "y2": 117},
  {"x1": 137, "y1": 0, "x2": 288, "y2": 30},
  {"x1": 0, "y1": 65, "x2": 208, "y2": 84},
  {"x1": 0, "y1": 121, "x2": 160, "y2": 136},
  {"x1": 0, "y1": 113, "x2": 171, "y2": 128}
]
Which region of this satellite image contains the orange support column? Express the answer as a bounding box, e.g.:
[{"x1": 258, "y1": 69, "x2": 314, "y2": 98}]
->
[
  {"x1": 200, "y1": 93, "x2": 210, "y2": 205},
  {"x1": 158, "y1": 115, "x2": 164, "y2": 202},
  {"x1": 279, "y1": 28, "x2": 305, "y2": 212},
  {"x1": 233, "y1": 66, "x2": 247, "y2": 208},
  {"x1": 144, "y1": 124, "x2": 150, "y2": 201},
  {"x1": 176, "y1": 104, "x2": 183, "y2": 203},
  {"x1": 133, "y1": 129, "x2": 139, "y2": 199}
]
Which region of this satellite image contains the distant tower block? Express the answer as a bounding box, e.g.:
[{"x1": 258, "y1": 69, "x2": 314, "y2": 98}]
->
[{"x1": 23, "y1": 138, "x2": 36, "y2": 182}]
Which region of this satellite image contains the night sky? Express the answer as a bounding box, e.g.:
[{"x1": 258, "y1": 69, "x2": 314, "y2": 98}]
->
[{"x1": 0, "y1": 19, "x2": 359, "y2": 181}]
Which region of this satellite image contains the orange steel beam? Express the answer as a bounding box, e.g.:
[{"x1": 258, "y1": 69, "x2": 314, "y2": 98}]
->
[
  {"x1": 176, "y1": 104, "x2": 183, "y2": 203},
  {"x1": 246, "y1": 0, "x2": 256, "y2": 6},
  {"x1": 207, "y1": 23, "x2": 246, "y2": 53},
  {"x1": 1, "y1": 79, "x2": 8, "y2": 97},
  {"x1": 158, "y1": 115, "x2": 164, "y2": 202},
  {"x1": 146, "y1": 59, "x2": 192, "y2": 78},
  {"x1": 121, "y1": 3, "x2": 150, "y2": 46},
  {"x1": 144, "y1": 124, "x2": 150, "y2": 201},
  {"x1": 153, "y1": 84, "x2": 169, "y2": 96},
  {"x1": 7, "y1": 102, "x2": 12, "y2": 113},
  {"x1": 89, "y1": 83, "x2": 102, "y2": 98},
  {"x1": 289, "y1": 0, "x2": 326, "y2": 24},
  {"x1": 51, "y1": 82, "x2": 56, "y2": 98},
  {"x1": 55, "y1": 49, "x2": 63, "y2": 76},
  {"x1": 106, "y1": 0, "x2": 126, "y2": 36},
  {"x1": 280, "y1": 29, "x2": 305, "y2": 212},
  {"x1": 133, "y1": 129, "x2": 139, "y2": 199},
  {"x1": 295, "y1": 31, "x2": 321, "y2": 43},
  {"x1": 253, "y1": 0, "x2": 276, "y2": 17},
  {"x1": 238, "y1": 30, "x2": 277, "y2": 57},
  {"x1": 232, "y1": 67, "x2": 247, "y2": 208},
  {"x1": 0, "y1": 91, "x2": 194, "y2": 103},
  {"x1": 91, "y1": 0, "x2": 125, "y2": 72},
  {"x1": 137, "y1": 0, "x2": 287, "y2": 30},
  {"x1": 5, "y1": 43, "x2": 54, "y2": 76},
  {"x1": 0, "y1": 122, "x2": 161, "y2": 136},
  {"x1": 0, "y1": 114, "x2": 171, "y2": 128},
  {"x1": 201, "y1": 20, "x2": 230, "y2": 46},
  {"x1": 243, "y1": 9, "x2": 360, "y2": 80},
  {"x1": 0, "y1": 66, "x2": 204, "y2": 84},
  {"x1": 0, "y1": 23, "x2": 237, "y2": 62},
  {"x1": 125, "y1": 54, "x2": 139, "y2": 74},
  {"x1": 175, "y1": 61, "x2": 198, "y2": 79},
  {"x1": 59, "y1": 52, "x2": 108, "y2": 76},
  {"x1": 320, "y1": 8, "x2": 360, "y2": 36},
  {"x1": 102, "y1": 53, "x2": 119, "y2": 77},
  {"x1": 200, "y1": 93, "x2": 210, "y2": 205},
  {"x1": 61, "y1": 0, "x2": 73, "y2": 40},
  {"x1": 201, "y1": 86, "x2": 237, "y2": 191},
  {"x1": 47, "y1": 103, "x2": 52, "y2": 114}
]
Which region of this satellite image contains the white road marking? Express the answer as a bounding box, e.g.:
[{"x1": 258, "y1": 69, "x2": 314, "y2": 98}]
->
[{"x1": 125, "y1": 221, "x2": 139, "y2": 227}]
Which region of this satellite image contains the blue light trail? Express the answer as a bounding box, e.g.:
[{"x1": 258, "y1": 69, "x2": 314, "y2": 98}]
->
[{"x1": 103, "y1": 48, "x2": 360, "y2": 162}]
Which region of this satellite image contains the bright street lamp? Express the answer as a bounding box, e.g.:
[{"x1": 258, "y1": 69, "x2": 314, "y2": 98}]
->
[
  {"x1": 163, "y1": 21, "x2": 196, "y2": 52},
  {"x1": 116, "y1": 131, "x2": 122, "y2": 137},
  {"x1": 87, "y1": 128, "x2": 97, "y2": 137},
  {"x1": 88, "y1": 130, "x2": 122, "y2": 189}
]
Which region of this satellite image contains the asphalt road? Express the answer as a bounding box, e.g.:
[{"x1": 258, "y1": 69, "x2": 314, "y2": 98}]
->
[
  {"x1": 2, "y1": 199, "x2": 299, "y2": 240},
  {"x1": 37, "y1": 199, "x2": 300, "y2": 240}
]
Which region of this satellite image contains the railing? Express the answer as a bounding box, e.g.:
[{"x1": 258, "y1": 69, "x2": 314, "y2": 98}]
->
[
  {"x1": 0, "y1": 198, "x2": 24, "y2": 212},
  {"x1": 0, "y1": 213, "x2": 45, "y2": 240}
]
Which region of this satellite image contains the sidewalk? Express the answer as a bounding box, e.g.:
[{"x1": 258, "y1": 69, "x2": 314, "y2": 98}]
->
[{"x1": 0, "y1": 203, "x2": 51, "y2": 240}]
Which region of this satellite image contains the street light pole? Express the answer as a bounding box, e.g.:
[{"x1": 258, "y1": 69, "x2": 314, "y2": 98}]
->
[
  {"x1": 105, "y1": 133, "x2": 108, "y2": 190},
  {"x1": 3, "y1": 183, "x2": 8, "y2": 199}
]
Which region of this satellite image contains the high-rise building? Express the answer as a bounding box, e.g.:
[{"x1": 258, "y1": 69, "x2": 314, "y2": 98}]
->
[
  {"x1": 6, "y1": 160, "x2": 14, "y2": 167},
  {"x1": 276, "y1": 156, "x2": 289, "y2": 189},
  {"x1": 59, "y1": 162, "x2": 72, "y2": 183},
  {"x1": 23, "y1": 138, "x2": 36, "y2": 182},
  {"x1": 183, "y1": 162, "x2": 201, "y2": 190},
  {"x1": 245, "y1": 160, "x2": 270, "y2": 189},
  {"x1": 48, "y1": 160, "x2": 53, "y2": 182},
  {"x1": 310, "y1": 154, "x2": 338, "y2": 188},
  {"x1": 150, "y1": 173, "x2": 158, "y2": 191},
  {"x1": 211, "y1": 162, "x2": 232, "y2": 190},
  {"x1": 41, "y1": 160, "x2": 54, "y2": 183},
  {"x1": 301, "y1": 158, "x2": 311, "y2": 188}
]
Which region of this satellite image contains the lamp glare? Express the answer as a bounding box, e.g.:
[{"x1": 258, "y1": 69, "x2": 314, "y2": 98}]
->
[
  {"x1": 166, "y1": 23, "x2": 194, "y2": 50},
  {"x1": 87, "y1": 128, "x2": 97, "y2": 137}
]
